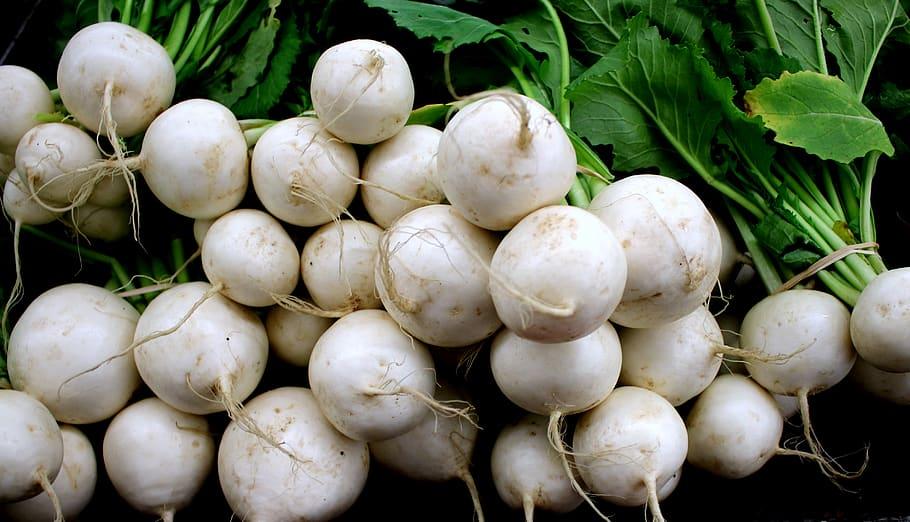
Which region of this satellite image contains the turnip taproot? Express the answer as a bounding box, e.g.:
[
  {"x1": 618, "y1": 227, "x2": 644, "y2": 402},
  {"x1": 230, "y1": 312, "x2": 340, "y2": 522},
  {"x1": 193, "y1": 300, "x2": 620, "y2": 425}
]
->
[
  {"x1": 311, "y1": 39, "x2": 414, "y2": 145},
  {"x1": 218, "y1": 387, "x2": 369, "y2": 521},
  {"x1": 437, "y1": 93, "x2": 576, "y2": 231}
]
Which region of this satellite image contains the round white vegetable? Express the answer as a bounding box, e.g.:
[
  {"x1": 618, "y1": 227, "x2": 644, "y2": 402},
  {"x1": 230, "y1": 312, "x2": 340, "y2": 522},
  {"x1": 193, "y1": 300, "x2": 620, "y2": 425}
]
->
[
  {"x1": 850, "y1": 356, "x2": 910, "y2": 405},
  {"x1": 489, "y1": 205, "x2": 627, "y2": 343},
  {"x1": 133, "y1": 282, "x2": 268, "y2": 415},
  {"x1": 491, "y1": 415, "x2": 582, "y2": 520},
  {"x1": 436, "y1": 93, "x2": 576, "y2": 231},
  {"x1": 376, "y1": 204, "x2": 501, "y2": 347},
  {"x1": 311, "y1": 39, "x2": 414, "y2": 144},
  {"x1": 66, "y1": 203, "x2": 130, "y2": 242},
  {"x1": 0, "y1": 390, "x2": 63, "y2": 503},
  {"x1": 202, "y1": 209, "x2": 300, "y2": 307},
  {"x1": 619, "y1": 304, "x2": 724, "y2": 406},
  {"x1": 0, "y1": 65, "x2": 55, "y2": 155},
  {"x1": 588, "y1": 174, "x2": 722, "y2": 328},
  {"x1": 57, "y1": 21, "x2": 175, "y2": 137},
  {"x1": 369, "y1": 386, "x2": 482, "y2": 520},
  {"x1": 850, "y1": 267, "x2": 910, "y2": 372},
  {"x1": 15, "y1": 123, "x2": 101, "y2": 206},
  {"x1": 8, "y1": 283, "x2": 140, "y2": 423},
  {"x1": 686, "y1": 374, "x2": 783, "y2": 479},
  {"x1": 301, "y1": 219, "x2": 383, "y2": 312},
  {"x1": 361, "y1": 124, "x2": 444, "y2": 228},
  {"x1": 103, "y1": 398, "x2": 214, "y2": 520},
  {"x1": 573, "y1": 387, "x2": 687, "y2": 514},
  {"x1": 193, "y1": 218, "x2": 214, "y2": 246},
  {"x1": 490, "y1": 323, "x2": 622, "y2": 416},
  {"x1": 1, "y1": 424, "x2": 97, "y2": 521},
  {"x1": 218, "y1": 387, "x2": 369, "y2": 521},
  {"x1": 265, "y1": 305, "x2": 333, "y2": 367},
  {"x1": 250, "y1": 116, "x2": 359, "y2": 226},
  {"x1": 1, "y1": 152, "x2": 14, "y2": 183},
  {"x1": 308, "y1": 309, "x2": 438, "y2": 441},
  {"x1": 3, "y1": 173, "x2": 60, "y2": 226},
  {"x1": 139, "y1": 98, "x2": 248, "y2": 219}
]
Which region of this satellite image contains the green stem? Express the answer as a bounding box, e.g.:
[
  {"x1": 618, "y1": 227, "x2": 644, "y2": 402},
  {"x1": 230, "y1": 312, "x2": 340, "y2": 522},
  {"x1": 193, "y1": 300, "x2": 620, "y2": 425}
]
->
[
  {"x1": 755, "y1": 0, "x2": 782, "y2": 54},
  {"x1": 820, "y1": 163, "x2": 845, "y2": 221},
  {"x1": 137, "y1": 0, "x2": 155, "y2": 33},
  {"x1": 121, "y1": 0, "x2": 135, "y2": 25},
  {"x1": 539, "y1": 0, "x2": 571, "y2": 128},
  {"x1": 783, "y1": 155, "x2": 839, "y2": 223},
  {"x1": 202, "y1": 0, "x2": 250, "y2": 57},
  {"x1": 171, "y1": 239, "x2": 191, "y2": 284},
  {"x1": 174, "y1": 6, "x2": 217, "y2": 78},
  {"x1": 728, "y1": 202, "x2": 783, "y2": 294},
  {"x1": 860, "y1": 152, "x2": 887, "y2": 274},
  {"x1": 817, "y1": 270, "x2": 859, "y2": 307},
  {"x1": 838, "y1": 164, "x2": 861, "y2": 227},
  {"x1": 775, "y1": 165, "x2": 832, "y2": 223},
  {"x1": 98, "y1": 1, "x2": 111, "y2": 22},
  {"x1": 163, "y1": 2, "x2": 193, "y2": 61},
  {"x1": 811, "y1": 0, "x2": 828, "y2": 74},
  {"x1": 566, "y1": 176, "x2": 590, "y2": 208}
]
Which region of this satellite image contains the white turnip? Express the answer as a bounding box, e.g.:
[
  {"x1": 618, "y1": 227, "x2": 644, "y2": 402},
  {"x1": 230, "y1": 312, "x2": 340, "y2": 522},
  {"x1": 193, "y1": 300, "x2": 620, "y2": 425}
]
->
[
  {"x1": 265, "y1": 305, "x2": 333, "y2": 367},
  {"x1": 850, "y1": 267, "x2": 910, "y2": 372},
  {"x1": 0, "y1": 65, "x2": 55, "y2": 155}
]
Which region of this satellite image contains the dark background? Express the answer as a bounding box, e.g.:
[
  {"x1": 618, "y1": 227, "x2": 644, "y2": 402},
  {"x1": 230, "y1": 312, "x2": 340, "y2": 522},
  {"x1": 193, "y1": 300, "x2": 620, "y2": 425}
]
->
[{"x1": 3, "y1": 1, "x2": 910, "y2": 521}]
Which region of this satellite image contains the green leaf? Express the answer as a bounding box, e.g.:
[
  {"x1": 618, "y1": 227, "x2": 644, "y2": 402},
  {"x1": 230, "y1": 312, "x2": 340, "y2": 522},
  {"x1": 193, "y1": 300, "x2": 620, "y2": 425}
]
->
[
  {"x1": 821, "y1": 0, "x2": 909, "y2": 99},
  {"x1": 501, "y1": 8, "x2": 563, "y2": 105},
  {"x1": 734, "y1": 0, "x2": 827, "y2": 72},
  {"x1": 407, "y1": 103, "x2": 451, "y2": 126},
  {"x1": 553, "y1": 0, "x2": 703, "y2": 58},
  {"x1": 364, "y1": 0, "x2": 503, "y2": 52},
  {"x1": 753, "y1": 210, "x2": 818, "y2": 255},
  {"x1": 232, "y1": 12, "x2": 303, "y2": 117},
  {"x1": 781, "y1": 249, "x2": 822, "y2": 265},
  {"x1": 206, "y1": 13, "x2": 281, "y2": 108},
  {"x1": 875, "y1": 82, "x2": 910, "y2": 119},
  {"x1": 567, "y1": 15, "x2": 731, "y2": 180},
  {"x1": 744, "y1": 70, "x2": 895, "y2": 162}
]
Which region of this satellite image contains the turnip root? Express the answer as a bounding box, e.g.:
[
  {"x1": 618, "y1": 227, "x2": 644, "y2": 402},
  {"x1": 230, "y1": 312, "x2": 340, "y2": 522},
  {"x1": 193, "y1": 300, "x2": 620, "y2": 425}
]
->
[
  {"x1": 301, "y1": 220, "x2": 383, "y2": 313},
  {"x1": 0, "y1": 65, "x2": 55, "y2": 155},
  {"x1": 488, "y1": 205, "x2": 627, "y2": 343},
  {"x1": 133, "y1": 282, "x2": 267, "y2": 416},
  {"x1": 850, "y1": 267, "x2": 910, "y2": 372},
  {"x1": 436, "y1": 93, "x2": 576, "y2": 231},
  {"x1": 686, "y1": 375, "x2": 784, "y2": 479},
  {"x1": 103, "y1": 398, "x2": 214, "y2": 521},
  {"x1": 740, "y1": 289, "x2": 862, "y2": 480},
  {"x1": 57, "y1": 22, "x2": 175, "y2": 138},
  {"x1": 218, "y1": 387, "x2": 369, "y2": 521},
  {"x1": 1, "y1": 424, "x2": 96, "y2": 522},
  {"x1": 491, "y1": 415, "x2": 582, "y2": 521},
  {"x1": 201, "y1": 209, "x2": 299, "y2": 307},
  {"x1": 66, "y1": 203, "x2": 130, "y2": 242},
  {"x1": 311, "y1": 39, "x2": 414, "y2": 145},
  {"x1": 376, "y1": 204, "x2": 501, "y2": 347},
  {"x1": 850, "y1": 356, "x2": 910, "y2": 405},
  {"x1": 7, "y1": 284, "x2": 140, "y2": 423},
  {"x1": 573, "y1": 386, "x2": 688, "y2": 521},
  {"x1": 0, "y1": 390, "x2": 63, "y2": 514},
  {"x1": 588, "y1": 174, "x2": 722, "y2": 328},
  {"x1": 15, "y1": 123, "x2": 101, "y2": 208},
  {"x1": 250, "y1": 117, "x2": 359, "y2": 227},
  {"x1": 265, "y1": 305, "x2": 333, "y2": 367},
  {"x1": 369, "y1": 386, "x2": 483, "y2": 521},
  {"x1": 361, "y1": 124, "x2": 444, "y2": 228},
  {"x1": 309, "y1": 309, "x2": 470, "y2": 441}
]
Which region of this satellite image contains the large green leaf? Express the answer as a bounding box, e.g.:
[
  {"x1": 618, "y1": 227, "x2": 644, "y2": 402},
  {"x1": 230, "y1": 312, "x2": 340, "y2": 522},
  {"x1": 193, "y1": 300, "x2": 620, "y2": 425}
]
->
[
  {"x1": 501, "y1": 8, "x2": 564, "y2": 104},
  {"x1": 206, "y1": 15, "x2": 281, "y2": 107},
  {"x1": 567, "y1": 15, "x2": 731, "y2": 179},
  {"x1": 232, "y1": 12, "x2": 304, "y2": 117},
  {"x1": 744, "y1": 70, "x2": 895, "y2": 162},
  {"x1": 821, "y1": 0, "x2": 909, "y2": 99},
  {"x1": 553, "y1": 0, "x2": 703, "y2": 57},
  {"x1": 363, "y1": 0, "x2": 502, "y2": 52},
  {"x1": 734, "y1": 0, "x2": 827, "y2": 72}
]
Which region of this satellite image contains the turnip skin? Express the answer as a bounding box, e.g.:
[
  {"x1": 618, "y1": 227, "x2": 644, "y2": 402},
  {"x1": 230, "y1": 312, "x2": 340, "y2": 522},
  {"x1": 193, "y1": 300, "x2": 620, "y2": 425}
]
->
[
  {"x1": 491, "y1": 414, "x2": 583, "y2": 519},
  {"x1": 376, "y1": 204, "x2": 501, "y2": 347},
  {"x1": 436, "y1": 94, "x2": 577, "y2": 231},
  {"x1": 0, "y1": 390, "x2": 63, "y2": 503},
  {"x1": 850, "y1": 267, "x2": 910, "y2": 372},
  {"x1": 3, "y1": 173, "x2": 60, "y2": 226},
  {"x1": 56, "y1": 22, "x2": 175, "y2": 138},
  {"x1": 573, "y1": 387, "x2": 688, "y2": 511},
  {"x1": 588, "y1": 174, "x2": 722, "y2": 328},
  {"x1": 265, "y1": 305, "x2": 333, "y2": 367},
  {"x1": 103, "y1": 398, "x2": 214, "y2": 519},
  {"x1": 15, "y1": 123, "x2": 101, "y2": 206},
  {"x1": 1, "y1": 425, "x2": 97, "y2": 521},
  {"x1": 489, "y1": 205, "x2": 627, "y2": 344},
  {"x1": 250, "y1": 117, "x2": 359, "y2": 227},
  {"x1": 686, "y1": 374, "x2": 784, "y2": 479},
  {"x1": 0, "y1": 65, "x2": 55, "y2": 155},
  {"x1": 311, "y1": 39, "x2": 414, "y2": 145},
  {"x1": 133, "y1": 282, "x2": 268, "y2": 415},
  {"x1": 7, "y1": 284, "x2": 140, "y2": 424},
  {"x1": 201, "y1": 209, "x2": 300, "y2": 308},
  {"x1": 301, "y1": 220, "x2": 383, "y2": 312},
  {"x1": 850, "y1": 356, "x2": 910, "y2": 405},
  {"x1": 361, "y1": 124, "x2": 444, "y2": 228},
  {"x1": 218, "y1": 387, "x2": 369, "y2": 521},
  {"x1": 66, "y1": 203, "x2": 130, "y2": 242}
]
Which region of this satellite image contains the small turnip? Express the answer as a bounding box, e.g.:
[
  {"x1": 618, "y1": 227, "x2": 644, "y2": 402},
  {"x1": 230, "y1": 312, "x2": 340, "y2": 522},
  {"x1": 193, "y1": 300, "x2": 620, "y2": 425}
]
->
[
  {"x1": 14, "y1": 123, "x2": 101, "y2": 208},
  {"x1": 850, "y1": 356, "x2": 910, "y2": 405},
  {"x1": 265, "y1": 305, "x2": 333, "y2": 367},
  {"x1": 850, "y1": 267, "x2": 910, "y2": 372},
  {"x1": 0, "y1": 65, "x2": 55, "y2": 155}
]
